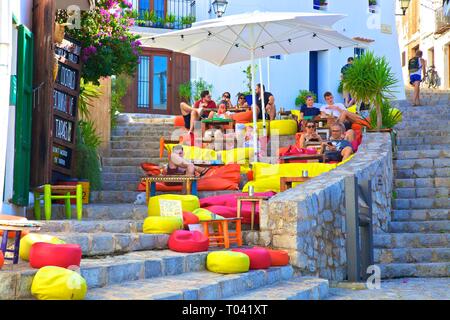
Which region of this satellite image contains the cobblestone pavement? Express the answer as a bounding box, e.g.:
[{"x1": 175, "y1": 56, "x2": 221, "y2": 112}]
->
[{"x1": 327, "y1": 278, "x2": 450, "y2": 300}]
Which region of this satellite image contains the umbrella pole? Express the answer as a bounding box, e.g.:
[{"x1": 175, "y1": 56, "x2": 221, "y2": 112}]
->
[
  {"x1": 267, "y1": 57, "x2": 271, "y2": 91},
  {"x1": 258, "y1": 58, "x2": 267, "y2": 137},
  {"x1": 251, "y1": 48, "x2": 258, "y2": 162}
]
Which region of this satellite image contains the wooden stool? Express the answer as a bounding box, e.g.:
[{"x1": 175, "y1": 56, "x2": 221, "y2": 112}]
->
[
  {"x1": 200, "y1": 218, "x2": 243, "y2": 249},
  {"x1": 0, "y1": 222, "x2": 41, "y2": 264},
  {"x1": 236, "y1": 196, "x2": 271, "y2": 230},
  {"x1": 33, "y1": 184, "x2": 83, "y2": 221}
]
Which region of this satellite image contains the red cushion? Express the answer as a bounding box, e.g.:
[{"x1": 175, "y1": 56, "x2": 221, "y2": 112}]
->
[
  {"x1": 183, "y1": 211, "x2": 200, "y2": 228},
  {"x1": 168, "y1": 230, "x2": 209, "y2": 253},
  {"x1": 174, "y1": 116, "x2": 185, "y2": 127},
  {"x1": 254, "y1": 247, "x2": 290, "y2": 266},
  {"x1": 29, "y1": 243, "x2": 82, "y2": 269},
  {"x1": 232, "y1": 247, "x2": 271, "y2": 269},
  {"x1": 0, "y1": 251, "x2": 4, "y2": 270}
]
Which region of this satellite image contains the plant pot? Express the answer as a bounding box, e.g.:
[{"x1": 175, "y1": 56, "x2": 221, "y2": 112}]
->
[
  {"x1": 145, "y1": 21, "x2": 154, "y2": 27},
  {"x1": 366, "y1": 128, "x2": 393, "y2": 133},
  {"x1": 182, "y1": 24, "x2": 191, "y2": 28}
]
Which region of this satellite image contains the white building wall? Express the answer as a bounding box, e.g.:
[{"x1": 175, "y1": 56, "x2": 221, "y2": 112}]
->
[{"x1": 192, "y1": 0, "x2": 405, "y2": 109}]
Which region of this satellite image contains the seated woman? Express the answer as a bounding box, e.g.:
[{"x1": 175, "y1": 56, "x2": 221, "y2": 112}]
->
[
  {"x1": 168, "y1": 144, "x2": 209, "y2": 176},
  {"x1": 297, "y1": 121, "x2": 323, "y2": 148},
  {"x1": 234, "y1": 93, "x2": 250, "y2": 109}
]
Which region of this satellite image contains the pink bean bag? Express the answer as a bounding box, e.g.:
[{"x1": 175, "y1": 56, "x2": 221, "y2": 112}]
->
[
  {"x1": 168, "y1": 230, "x2": 209, "y2": 253},
  {"x1": 254, "y1": 246, "x2": 290, "y2": 266},
  {"x1": 232, "y1": 247, "x2": 271, "y2": 270},
  {"x1": 183, "y1": 211, "x2": 200, "y2": 228},
  {"x1": 29, "y1": 243, "x2": 82, "y2": 269}
]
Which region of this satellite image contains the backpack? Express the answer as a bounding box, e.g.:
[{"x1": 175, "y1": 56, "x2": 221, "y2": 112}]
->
[{"x1": 408, "y1": 57, "x2": 420, "y2": 73}]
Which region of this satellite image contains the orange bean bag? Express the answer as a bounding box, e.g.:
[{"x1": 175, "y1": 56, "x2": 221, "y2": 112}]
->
[
  {"x1": 0, "y1": 251, "x2": 4, "y2": 269},
  {"x1": 29, "y1": 243, "x2": 82, "y2": 269},
  {"x1": 174, "y1": 115, "x2": 185, "y2": 127},
  {"x1": 183, "y1": 211, "x2": 200, "y2": 228},
  {"x1": 255, "y1": 246, "x2": 290, "y2": 266},
  {"x1": 141, "y1": 162, "x2": 161, "y2": 176},
  {"x1": 168, "y1": 230, "x2": 209, "y2": 253},
  {"x1": 231, "y1": 110, "x2": 253, "y2": 124},
  {"x1": 0, "y1": 215, "x2": 29, "y2": 239}
]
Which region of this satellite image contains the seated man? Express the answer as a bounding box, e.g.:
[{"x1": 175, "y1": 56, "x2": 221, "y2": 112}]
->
[
  {"x1": 321, "y1": 123, "x2": 354, "y2": 162},
  {"x1": 298, "y1": 121, "x2": 322, "y2": 148},
  {"x1": 320, "y1": 91, "x2": 358, "y2": 142},
  {"x1": 168, "y1": 144, "x2": 209, "y2": 176},
  {"x1": 179, "y1": 90, "x2": 217, "y2": 133},
  {"x1": 255, "y1": 83, "x2": 276, "y2": 120},
  {"x1": 300, "y1": 95, "x2": 321, "y2": 118}
]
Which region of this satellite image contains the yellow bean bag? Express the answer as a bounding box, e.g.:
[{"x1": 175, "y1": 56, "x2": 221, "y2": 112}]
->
[
  {"x1": 143, "y1": 216, "x2": 183, "y2": 234},
  {"x1": 148, "y1": 194, "x2": 200, "y2": 217},
  {"x1": 219, "y1": 147, "x2": 254, "y2": 164},
  {"x1": 165, "y1": 144, "x2": 216, "y2": 161},
  {"x1": 269, "y1": 119, "x2": 298, "y2": 136},
  {"x1": 244, "y1": 121, "x2": 266, "y2": 130},
  {"x1": 192, "y1": 208, "x2": 225, "y2": 221},
  {"x1": 291, "y1": 109, "x2": 301, "y2": 120},
  {"x1": 206, "y1": 251, "x2": 250, "y2": 274},
  {"x1": 347, "y1": 105, "x2": 357, "y2": 113},
  {"x1": 31, "y1": 266, "x2": 87, "y2": 300},
  {"x1": 20, "y1": 234, "x2": 65, "y2": 261}
]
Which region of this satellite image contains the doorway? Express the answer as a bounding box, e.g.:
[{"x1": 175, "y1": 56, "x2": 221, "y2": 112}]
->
[{"x1": 309, "y1": 51, "x2": 318, "y2": 97}]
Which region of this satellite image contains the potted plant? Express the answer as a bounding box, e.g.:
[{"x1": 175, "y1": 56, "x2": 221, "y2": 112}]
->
[
  {"x1": 295, "y1": 90, "x2": 317, "y2": 107},
  {"x1": 164, "y1": 14, "x2": 177, "y2": 29},
  {"x1": 363, "y1": 100, "x2": 402, "y2": 132},
  {"x1": 242, "y1": 64, "x2": 258, "y2": 105},
  {"x1": 178, "y1": 81, "x2": 192, "y2": 103},
  {"x1": 143, "y1": 10, "x2": 157, "y2": 27},
  {"x1": 341, "y1": 51, "x2": 398, "y2": 130},
  {"x1": 181, "y1": 15, "x2": 196, "y2": 28},
  {"x1": 369, "y1": 0, "x2": 377, "y2": 5}
]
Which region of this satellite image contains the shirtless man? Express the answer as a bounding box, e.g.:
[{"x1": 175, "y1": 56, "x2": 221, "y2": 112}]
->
[{"x1": 167, "y1": 144, "x2": 209, "y2": 176}]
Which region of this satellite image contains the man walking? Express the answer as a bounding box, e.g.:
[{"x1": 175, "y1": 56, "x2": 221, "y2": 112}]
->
[{"x1": 409, "y1": 50, "x2": 427, "y2": 106}]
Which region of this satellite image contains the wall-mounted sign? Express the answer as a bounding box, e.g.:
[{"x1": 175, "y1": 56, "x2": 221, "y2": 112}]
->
[
  {"x1": 381, "y1": 24, "x2": 392, "y2": 34},
  {"x1": 56, "y1": 64, "x2": 78, "y2": 90},
  {"x1": 53, "y1": 89, "x2": 76, "y2": 116},
  {"x1": 54, "y1": 116, "x2": 73, "y2": 142},
  {"x1": 52, "y1": 144, "x2": 72, "y2": 169}
]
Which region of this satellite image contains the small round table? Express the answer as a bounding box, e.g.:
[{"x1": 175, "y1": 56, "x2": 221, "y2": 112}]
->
[{"x1": 0, "y1": 221, "x2": 42, "y2": 264}]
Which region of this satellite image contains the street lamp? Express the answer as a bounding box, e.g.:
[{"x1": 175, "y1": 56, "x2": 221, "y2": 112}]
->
[
  {"x1": 397, "y1": 0, "x2": 411, "y2": 15},
  {"x1": 212, "y1": 0, "x2": 228, "y2": 18}
]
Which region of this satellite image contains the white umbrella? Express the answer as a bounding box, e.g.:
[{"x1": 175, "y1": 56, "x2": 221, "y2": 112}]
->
[{"x1": 141, "y1": 11, "x2": 357, "y2": 160}]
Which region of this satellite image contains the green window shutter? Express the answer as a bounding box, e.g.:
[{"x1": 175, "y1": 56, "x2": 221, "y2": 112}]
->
[
  {"x1": 12, "y1": 25, "x2": 34, "y2": 206},
  {"x1": 9, "y1": 75, "x2": 17, "y2": 106}
]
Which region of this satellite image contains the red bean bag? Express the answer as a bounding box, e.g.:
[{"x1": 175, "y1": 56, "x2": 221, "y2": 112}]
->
[
  {"x1": 231, "y1": 110, "x2": 253, "y2": 124},
  {"x1": 168, "y1": 230, "x2": 209, "y2": 253},
  {"x1": 232, "y1": 247, "x2": 271, "y2": 270},
  {"x1": 254, "y1": 247, "x2": 290, "y2": 266},
  {"x1": 0, "y1": 251, "x2": 4, "y2": 269},
  {"x1": 174, "y1": 115, "x2": 185, "y2": 127},
  {"x1": 29, "y1": 243, "x2": 82, "y2": 269},
  {"x1": 141, "y1": 163, "x2": 161, "y2": 176},
  {"x1": 183, "y1": 211, "x2": 200, "y2": 228}
]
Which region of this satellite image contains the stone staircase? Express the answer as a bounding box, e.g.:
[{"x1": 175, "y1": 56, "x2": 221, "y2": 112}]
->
[
  {"x1": 1, "y1": 204, "x2": 330, "y2": 300},
  {"x1": 374, "y1": 99, "x2": 450, "y2": 278}
]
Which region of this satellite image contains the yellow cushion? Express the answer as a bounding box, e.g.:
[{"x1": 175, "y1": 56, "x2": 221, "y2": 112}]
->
[
  {"x1": 165, "y1": 144, "x2": 216, "y2": 161},
  {"x1": 206, "y1": 251, "x2": 250, "y2": 274},
  {"x1": 31, "y1": 266, "x2": 87, "y2": 300},
  {"x1": 192, "y1": 208, "x2": 214, "y2": 221},
  {"x1": 269, "y1": 120, "x2": 298, "y2": 136},
  {"x1": 291, "y1": 109, "x2": 301, "y2": 120},
  {"x1": 220, "y1": 147, "x2": 254, "y2": 164},
  {"x1": 347, "y1": 105, "x2": 357, "y2": 113},
  {"x1": 148, "y1": 194, "x2": 200, "y2": 216},
  {"x1": 143, "y1": 216, "x2": 183, "y2": 234},
  {"x1": 20, "y1": 234, "x2": 65, "y2": 261}
]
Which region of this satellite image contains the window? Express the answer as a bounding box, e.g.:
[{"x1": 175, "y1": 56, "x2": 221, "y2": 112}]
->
[
  {"x1": 313, "y1": 0, "x2": 328, "y2": 10},
  {"x1": 137, "y1": 56, "x2": 150, "y2": 108},
  {"x1": 354, "y1": 47, "x2": 365, "y2": 59},
  {"x1": 139, "y1": 0, "x2": 166, "y2": 20},
  {"x1": 368, "y1": 0, "x2": 378, "y2": 13},
  {"x1": 152, "y1": 56, "x2": 168, "y2": 110},
  {"x1": 402, "y1": 51, "x2": 406, "y2": 67},
  {"x1": 270, "y1": 55, "x2": 282, "y2": 60},
  {"x1": 137, "y1": 54, "x2": 168, "y2": 111}
]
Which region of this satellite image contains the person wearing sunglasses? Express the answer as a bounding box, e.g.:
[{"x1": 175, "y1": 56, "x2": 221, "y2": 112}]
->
[
  {"x1": 168, "y1": 144, "x2": 210, "y2": 177},
  {"x1": 298, "y1": 121, "x2": 322, "y2": 148},
  {"x1": 180, "y1": 90, "x2": 217, "y2": 133},
  {"x1": 217, "y1": 92, "x2": 233, "y2": 110},
  {"x1": 235, "y1": 93, "x2": 249, "y2": 109},
  {"x1": 321, "y1": 123, "x2": 354, "y2": 162}
]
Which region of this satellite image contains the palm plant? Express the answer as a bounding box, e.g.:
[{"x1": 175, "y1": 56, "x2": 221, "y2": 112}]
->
[
  {"x1": 78, "y1": 78, "x2": 102, "y2": 119},
  {"x1": 178, "y1": 82, "x2": 192, "y2": 103},
  {"x1": 341, "y1": 51, "x2": 398, "y2": 130},
  {"x1": 363, "y1": 99, "x2": 403, "y2": 129},
  {"x1": 192, "y1": 78, "x2": 213, "y2": 101}
]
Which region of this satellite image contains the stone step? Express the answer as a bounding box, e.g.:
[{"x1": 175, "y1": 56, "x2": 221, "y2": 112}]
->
[
  {"x1": 393, "y1": 198, "x2": 449, "y2": 210},
  {"x1": 111, "y1": 129, "x2": 175, "y2": 137},
  {"x1": 111, "y1": 135, "x2": 170, "y2": 142},
  {"x1": 397, "y1": 144, "x2": 450, "y2": 151},
  {"x1": 394, "y1": 187, "x2": 449, "y2": 199},
  {"x1": 375, "y1": 248, "x2": 450, "y2": 264},
  {"x1": 102, "y1": 157, "x2": 162, "y2": 166},
  {"x1": 389, "y1": 221, "x2": 450, "y2": 233},
  {"x1": 36, "y1": 232, "x2": 168, "y2": 257},
  {"x1": 392, "y1": 209, "x2": 450, "y2": 221},
  {"x1": 396, "y1": 130, "x2": 449, "y2": 138},
  {"x1": 102, "y1": 165, "x2": 144, "y2": 174},
  {"x1": 102, "y1": 180, "x2": 140, "y2": 191},
  {"x1": 39, "y1": 219, "x2": 144, "y2": 234},
  {"x1": 394, "y1": 168, "x2": 450, "y2": 179},
  {"x1": 394, "y1": 159, "x2": 450, "y2": 170},
  {"x1": 378, "y1": 262, "x2": 450, "y2": 278},
  {"x1": 110, "y1": 149, "x2": 161, "y2": 158},
  {"x1": 374, "y1": 233, "x2": 450, "y2": 249},
  {"x1": 395, "y1": 150, "x2": 450, "y2": 160},
  {"x1": 110, "y1": 141, "x2": 161, "y2": 150},
  {"x1": 225, "y1": 277, "x2": 329, "y2": 300},
  {"x1": 101, "y1": 172, "x2": 143, "y2": 182},
  {"x1": 395, "y1": 120, "x2": 450, "y2": 127},
  {"x1": 397, "y1": 136, "x2": 450, "y2": 146},
  {"x1": 394, "y1": 178, "x2": 450, "y2": 188},
  {"x1": 85, "y1": 265, "x2": 295, "y2": 300}
]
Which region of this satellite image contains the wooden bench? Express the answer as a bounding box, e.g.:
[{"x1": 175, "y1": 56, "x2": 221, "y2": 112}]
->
[{"x1": 141, "y1": 175, "x2": 200, "y2": 203}]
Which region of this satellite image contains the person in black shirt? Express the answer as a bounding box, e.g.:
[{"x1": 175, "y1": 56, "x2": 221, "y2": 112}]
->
[
  {"x1": 255, "y1": 84, "x2": 276, "y2": 120},
  {"x1": 340, "y1": 57, "x2": 355, "y2": 107}
]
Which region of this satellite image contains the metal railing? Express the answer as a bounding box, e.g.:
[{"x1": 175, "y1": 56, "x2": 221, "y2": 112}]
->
[
  {"x1": 344, "y1": 175, "x2": 374, "y2": 282},
  {"x1": 435, "y1": 6, "x2": 450, "y2": 34}
]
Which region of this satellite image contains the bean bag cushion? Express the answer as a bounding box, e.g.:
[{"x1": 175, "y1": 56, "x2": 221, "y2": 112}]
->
[
  {"x1": 168, "y1": 230, "x2": 209, "y2": 253},
  {"x1": 174, "y1": 115, "x2": 185, "y2": 127},
  {"x1": 192, "y1": 208, "x2": 225, "y2": 221},
  {"x1": 231, "y1": 110, "x2": 253, "y2": 124},
  {"x1": 19, "y1": 234, "x2": 66, "y2": 261},
  {"x1": 148, "y1": 194, "x2": 200, "y2": 216},
  {"x1": 143, "y1": 216, "x2": 183, "y2": 234},
  {"x1": 31, "y1": 266, "x2": 87, "y2": 300},
  {"x1": 269, "y1": 119, "x2": 298, "y2": 136},
  {"x1": 0, "y1": 215, "x2": 29, "y2": 239},
  {"x1": 232, "y1": 248, "x2": 271, "y2": 270},
  {"x1": 29, "y1": 243, "x2": 82, "y2": 269},
  {"x1": 254, "y1": 247, "x2": 290, "y2": 266},
  {"x1": 182, "y1": 211, "x2": 200, "y2": 228},
  {"x1": 206, "y1": 251, "x2": 250, "y2": 274},
  {"x1": 141, "y1": 163, "x2": 161, "y2": 176},
  {"x1": 0, "y1": 251, "x2": 4, "y2": 269}
]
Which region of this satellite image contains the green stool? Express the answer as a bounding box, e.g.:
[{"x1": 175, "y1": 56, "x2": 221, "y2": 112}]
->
[{"x1": 34, "y1": 184, "x2": 83, "y2": 221}]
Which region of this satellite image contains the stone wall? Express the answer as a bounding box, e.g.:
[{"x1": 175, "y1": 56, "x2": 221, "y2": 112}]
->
[{"x1": 244, "y1": 132, "x2": 393, "y2": 281}]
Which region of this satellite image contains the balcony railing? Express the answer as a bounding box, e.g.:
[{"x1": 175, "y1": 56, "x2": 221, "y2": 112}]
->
[
  {"x1": 131, "y1": 0, "x2": 196, "y2": 30},
  {"x1": 435, "y1": 6, "x2": 450, "y2": 34}
]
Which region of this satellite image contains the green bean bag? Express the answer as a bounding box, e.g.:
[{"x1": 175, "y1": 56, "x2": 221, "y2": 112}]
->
[
  {"x1": 148, "y1": 194, "x2": 200, "y2": 217},
  {"x1": 31, "y1": 266, "x2": 87, "y2": 300},
  {"x1": 143, "y1": 216, "x2": 183, "y2": 234},
  {"x1": 206, "y1": 251, "x2": 250, "y2": 274}
]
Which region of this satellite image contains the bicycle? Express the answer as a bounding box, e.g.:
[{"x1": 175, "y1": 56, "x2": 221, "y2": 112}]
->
[{"x1": 423, "y1": 66, "x2": 441, "y2": 88}]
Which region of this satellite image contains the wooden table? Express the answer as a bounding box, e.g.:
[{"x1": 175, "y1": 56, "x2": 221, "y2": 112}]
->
[
  {"x1": 280, "y1": 177, "x2": 311, "y2": 192},
  {"x1": 201, "y1": 218, "x2": 242, "y2": 249},
  {"x1": 142, "y1": 176, "x2": 200, "y2": 203},
  {"x1": 0, "y1": 222, "x2": 42, "y2": 264},
  {"x1": 201, "y1": 118, "x2": 234, "y2": 136},
  {"x1": 279, "y1": 153, "x2": 325, "y2": 163},
  {"x1": 236, "y1": 195, "x2": 271, "y2": 230}
]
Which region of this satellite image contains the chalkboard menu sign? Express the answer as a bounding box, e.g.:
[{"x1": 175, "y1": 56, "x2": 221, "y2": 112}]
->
[{"x1": 51, "y1": 35, "x2": 82, "y2": 178}]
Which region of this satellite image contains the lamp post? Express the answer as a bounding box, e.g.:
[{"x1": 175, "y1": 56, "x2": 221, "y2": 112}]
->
[
  {"x1": 211, "y1": 0, "x2": 228, "y2": 18},
  {"x1": 396, "y1": 0, "x2": 411, "y2": 15}
]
